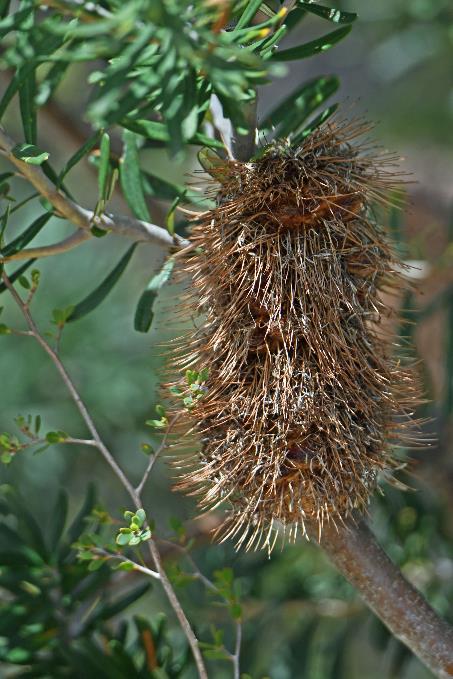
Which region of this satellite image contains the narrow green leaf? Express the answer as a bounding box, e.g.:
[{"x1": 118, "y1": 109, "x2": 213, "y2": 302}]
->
[
  {"x1": 98, "y1": 132, "x2": 110, "y2": 200},
  {"x1": 0, "y1": 203, "x2": 11, "y2": 242},
  {"x1": 19, "y1": 67, "x2": 37, "y2": 145},
  {"x1": 66, "y1": 484, "x2": 96, "y2": 546},
  {"x1": 198, "y1": 147, "x2": 230, "y2": 183},
  {"x1": 35, "y1": 61, "x2": 70, "y2": 106},
  {"x1": 0, "y1": 1, "x2": 11, "y2": 19},
  {"x1": 165, "y1": 196, "x2": 179, "y2": 235},
  {"x1": 298, "y1": 2, "x2": 357, "y2": 24},
  {"x1": 1, "y1": 213, "x2": 51, "y2": 257},
  {"x1": 142, "y1": 171, "x2": 212, "y2": 208},
  {"x1": 49, "y1": 490, "x2": 68, "y2": 553},
  {"x1": 236, "y1": 0, "x2": 263, "y2": 30},
  {"x1": 0, "y1": 62, "x2": 35, "y2": 122},
  {"x1": 11, "y1": 143, "x2": 49, "y2": 165},
  {"x1": 261, "y1": 75, "x2": 339, "y2": 136},
  {"x1": 119, "y1": 130, "x2": 151, "y2": 221},
  {"x1": 0, "y1": 7, "x2": 33, "y2": 38},
  {"x1": 283, "y1": 6, "x2": 307, "y2": 31},
  {"x1": 67, "y1": 244, "x2": 137, "y2": 322},
  {"x1": 0, "y1": 259, "x2": 36, "y2": 294},
  {"x1": 291, "y1": 103, "x2": 338, "y2": 144},
  {"x1": 88, "y1": 582, "x2": 151, "y2": 624},
  {"x1": 122, "y1": 118, "x2": 225, "y2": 149},
  {"x1": 272, "y1": 25, "x2": 351, "y2": 61},
  {"x1": 259, "y1": 25, "x2": 288, "y2": 58},
  {"x1": 58, "y1": 131, "x2": 102, "y2": 185},
  {"x1": 134, "y1": 258, "x2": 175, "y2": 333}
]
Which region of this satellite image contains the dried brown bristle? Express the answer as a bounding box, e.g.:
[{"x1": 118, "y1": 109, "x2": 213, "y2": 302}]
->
[{"x1": 166, "y1": 118, "x2": 423, "y2": 551}]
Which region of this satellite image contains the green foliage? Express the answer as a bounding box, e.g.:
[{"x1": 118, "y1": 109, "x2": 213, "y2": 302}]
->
[
  {"x1": 67, "y1": 244, "x2": 137, "y2": 322},
  {"x1": 116, "y1": 509, "x2": 152, "y2": 547},
  {"x1": 0, "y1": 486, "x2": 193, "y2": 677},
  {"x1": 1, "y1": 2, "x2": 451, "y2": 678},
  {"x1": 134, "y1": 258, "x2": 175, "y2": 333},
  {"x1": 169, "y1": 368, "x2": 210, "y2": 411}
]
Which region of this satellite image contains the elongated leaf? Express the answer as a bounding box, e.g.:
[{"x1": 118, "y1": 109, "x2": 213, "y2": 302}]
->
[
  {"x1": 87, "y1": 582, "x2": 151, "y2": 626},
  {"x1": 12, "y1": 143, "x2": 49, "y2": 165},
  {"x1": 2, "y1": 213, "x2": 51, "y2": 257},
  {"x1": 58, "y1": 131, "x2": 102, "y2": 185},
  {"x1": 198, "y1": 147, "x2": 230, "y2": 183},
  {"x1": 236, "y1": 0, "x2": 263, "y2": 30},
  {"x1": 298, "y1": 2, "x2": 357, "y2": 24},
  {"x1": 261, "y1": 75, "x2": 339, "y2": 136},
  {"x1": 0, "y1": 259, "x2": 36, "y2": 294},
  {"x1": 122, "y1": 118, "x2": 225, "y2": 149},
  {"x1": 35, "y1": 60, "x2": 70, "y2": 106},
  {"x1": 49, "y1": 490, "x2": 68, "y2": 554},
  {"x1": 142, "y1": 171, "x2": 213, "y2": 209},
  {"x1": 98, "y1": 132, "x2": 110, "y2": 199},
  {"x1": 291, "y1": 103, "x2": 338, "y2": 144},
  {"x1": 0, "y1": 1, "x2": 11, "y2": 19},
  {"x1": 5, "y1": 489, "x2": 48, "y2": 559},
  {"x1": 119, "y1": 130, "x2": 151, "y2": 221},
  {"x1": 66, "y1": 484, "x2": 96, "y2": 546},
  {"x1": 284, "y1": 7, "x2": 307, "y2": 31},
  {"x1": 0, "y1": 7, "x2": 33, "y2": 38},
  {"x1": 272, "y1": 25, "x2": 351, "y2": 61},
  {"x1": 68, "y1": 244, "x2": 137, "y2": 322},
  {"x1": 259, "y1": 25, "x2": 288, "y2": 58},
  {"x1": 19, "y1": 67, "x2": 37, "y2": 145},
  {"x1": 446, "y1": 294, "x2": 453, "y2": 419},
  {"x1": 0, "y1": 63, "x2": 35, "y2": 122},
  {"x1": 134, "y1": 258, "x2": 175, "y2": 333}
]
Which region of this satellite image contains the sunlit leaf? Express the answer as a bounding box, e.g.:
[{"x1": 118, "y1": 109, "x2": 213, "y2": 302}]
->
[
  {"x1": 97, "y1": 132, "x2": 111, "y2": 200},
  {"x1": 12, "y1": 144, "x2": 49, "y2": 165},
  {"x1": 297, "y1": 2, "x2": 357, "y2": 24},
  {"x1": 291, "y1": 103, "x2": 338, "y2": 144},
  {"x1": 272, "y1": 25, "x2": 351, "y2": 61},
  {"x1": 261, "y1": 75, "x2": 339, "y2": 136},
  {"x1": 119, "y1": 130, "x2": 151, "y2": 221}
]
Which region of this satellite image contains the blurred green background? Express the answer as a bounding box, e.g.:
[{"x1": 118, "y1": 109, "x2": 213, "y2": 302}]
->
[{"x1": 1, "y1": 1, "x2": 452, "y2": 677}]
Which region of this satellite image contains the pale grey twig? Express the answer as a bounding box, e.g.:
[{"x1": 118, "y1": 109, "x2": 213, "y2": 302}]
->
[
  {"x1": 135, "y1": 413, "x2": 181, "y2": 497},
  {"x1": 1, "y1": 270, "x2": 208, "y2": 679},
  {"x1": 0, "y1": 229, "x2": 91, "y2": 262},
  {"x1": 0, "y1": 126, "x2": 189, "y2": 251}
]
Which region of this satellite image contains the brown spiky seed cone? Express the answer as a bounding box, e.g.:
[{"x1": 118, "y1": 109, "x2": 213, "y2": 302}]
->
[{"x1": 168, "y1": 119, "x2": 422, "y2": 551}]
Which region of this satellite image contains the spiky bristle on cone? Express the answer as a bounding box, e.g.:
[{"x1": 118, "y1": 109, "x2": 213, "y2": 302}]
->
[{"x1": 166, "y1": 118, "x2": 424, "y2": 552}]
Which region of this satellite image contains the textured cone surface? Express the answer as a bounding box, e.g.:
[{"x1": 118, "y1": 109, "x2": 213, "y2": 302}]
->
[{"x1": 168, "y1": 120, "x2": 422, "y2": 551}]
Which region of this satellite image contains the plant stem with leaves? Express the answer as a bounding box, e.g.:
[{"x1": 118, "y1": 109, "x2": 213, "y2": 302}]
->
[{"x1": 0, "y1": 270, "x2": 209, "y2": 679}]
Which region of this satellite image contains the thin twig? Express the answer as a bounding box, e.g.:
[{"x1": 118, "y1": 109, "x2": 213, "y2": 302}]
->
[
  {"x1": 135, "y1": 413, "x2": 181, "y2": 497},
  {"x1": 0, "y1": 126, "x2": 189, "y2": 250},
  {"x1": 64, "y1": 437, "x2": 98, "y2": 446},
  {"x1": 2, "y1": 271, "x2": 208, "y2": 679},
  {"x1": 93, "y1": 548, "x2": 161, "y2": 580},
  {"x1": 0, "y1": 229, "x2": 91, "y2": 262},
  {"x1": 232, "y1": 621, "x2": 242, "y2": 679}
]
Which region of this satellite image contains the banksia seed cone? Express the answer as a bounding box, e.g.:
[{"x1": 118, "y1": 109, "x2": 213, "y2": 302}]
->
[{"x1": 168, "y1": 118, "x2": 422, "y2": 551}]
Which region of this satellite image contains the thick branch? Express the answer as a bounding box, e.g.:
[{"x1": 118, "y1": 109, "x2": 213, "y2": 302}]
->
[
  {"x1": 317, "y1": 519, "x2": 453, "y2": 678},
  {"x1": 0, "y1": 126, "x2": 188, "y2": 250}
]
